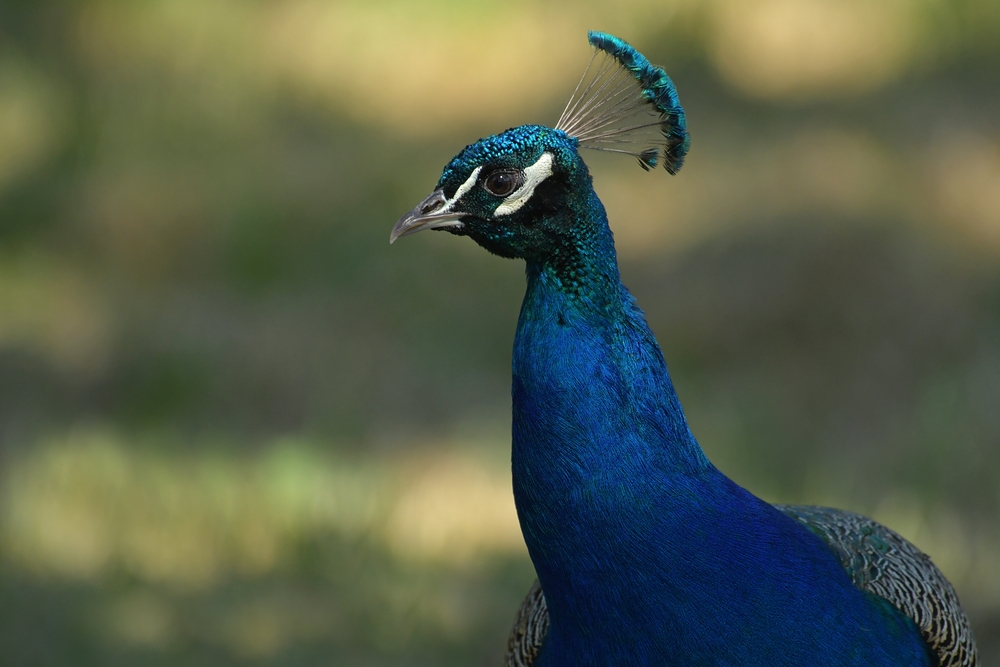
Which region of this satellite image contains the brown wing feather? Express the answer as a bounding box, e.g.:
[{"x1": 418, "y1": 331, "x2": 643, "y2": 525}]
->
[{"x1": 505, "y1": 579, "x2": 548, "y2": 667}]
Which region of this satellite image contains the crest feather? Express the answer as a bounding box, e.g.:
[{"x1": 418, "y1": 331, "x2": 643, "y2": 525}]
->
[{"x1": 555, "y1": 31, "x2": 690, "y2": 175}]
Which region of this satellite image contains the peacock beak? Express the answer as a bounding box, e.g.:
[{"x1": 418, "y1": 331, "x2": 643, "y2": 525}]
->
[{"x1": 390, "y1": 189, "x2": 466, "y2": 244}]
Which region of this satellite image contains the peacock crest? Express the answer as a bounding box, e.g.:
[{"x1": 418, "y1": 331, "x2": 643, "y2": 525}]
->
[{"x1": 555, "y1": 31, "x2": 690, "y2": 174}]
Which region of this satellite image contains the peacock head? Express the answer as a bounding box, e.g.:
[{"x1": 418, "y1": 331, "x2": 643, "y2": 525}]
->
[
  {"x1": 391, "y1": 125, "x2": 588, "y2": 261},
  {"x1": 391, "y1": 31, "x2": 690, "y2": 262}
]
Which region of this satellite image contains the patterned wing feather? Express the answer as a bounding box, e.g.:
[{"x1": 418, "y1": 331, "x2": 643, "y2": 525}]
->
[
  {"x1": 503, "y1": 506, "x2": 978, "y2": 667},
  {"x1": 506, "y1": 579, "x2": 548, "y2": 667},
  {"x1": 776, "y1": 504, "x2": 978, "y2": 667}
]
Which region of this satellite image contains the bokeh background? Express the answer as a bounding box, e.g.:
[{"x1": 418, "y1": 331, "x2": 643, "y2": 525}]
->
[{"x1": 1, "y1": 0, "x2": 998, "y2": 664}]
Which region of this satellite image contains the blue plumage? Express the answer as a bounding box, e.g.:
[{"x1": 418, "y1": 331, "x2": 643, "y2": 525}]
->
[{"x1": 391, "y1": 31, "x2": 976, "y2": 667}]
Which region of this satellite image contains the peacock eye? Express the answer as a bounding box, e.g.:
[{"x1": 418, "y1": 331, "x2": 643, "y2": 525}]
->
[{"x1": 483, "y1": 170, "x2": 523, "y2": 197}]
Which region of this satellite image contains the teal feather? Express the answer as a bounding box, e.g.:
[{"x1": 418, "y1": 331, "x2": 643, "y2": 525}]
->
[{"x1": 556, "y1": 31, "x2": 689, "y2": 174}]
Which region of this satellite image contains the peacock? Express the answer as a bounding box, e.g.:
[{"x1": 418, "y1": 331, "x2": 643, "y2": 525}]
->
[{"x1": 391, "y1": 31, "x2": 978, "y2": 667}]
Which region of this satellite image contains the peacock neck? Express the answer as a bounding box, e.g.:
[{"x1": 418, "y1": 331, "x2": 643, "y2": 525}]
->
[
  {"x1": 512, "y1": 197, "x2": 708, "y2": 525},
  {"x1": 509, "y1": 208, "x2": 715, "y2": 661},
  {"x1": 511, "y1": 203, "x2": 710, "y2": 490}
]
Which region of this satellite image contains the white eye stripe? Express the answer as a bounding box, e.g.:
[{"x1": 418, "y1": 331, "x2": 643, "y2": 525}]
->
[
  {"x1": 440, "y1": 166, "x2": 481, "y2": 214},
  {"x1": 449, "y1": 166, "x2": 481, "y2": 208},
  {"x1": 494, "y1": 152, "x2": 554, "y2": 217}
]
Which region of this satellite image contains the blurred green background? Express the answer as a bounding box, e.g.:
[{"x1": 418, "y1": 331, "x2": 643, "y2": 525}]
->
[{"x1": 1, "y1": 0, "x2": 998, "y2": 664}]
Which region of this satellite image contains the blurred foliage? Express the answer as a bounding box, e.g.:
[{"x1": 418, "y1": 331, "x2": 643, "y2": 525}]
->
[{"x1": 0, "y1": 0, "x2": 999, "y2": 665}]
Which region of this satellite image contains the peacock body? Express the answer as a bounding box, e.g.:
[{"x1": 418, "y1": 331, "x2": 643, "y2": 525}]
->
[{"x1": 391, "y1": 31, "x2": 977, "y2": 667}]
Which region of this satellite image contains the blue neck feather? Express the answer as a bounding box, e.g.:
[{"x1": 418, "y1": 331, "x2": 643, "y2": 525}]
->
[{"x1": 509, "y1": 182, "x2": 934, "y2": 666}]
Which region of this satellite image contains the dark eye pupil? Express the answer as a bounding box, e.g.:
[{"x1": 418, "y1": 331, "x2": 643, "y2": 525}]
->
[{"x1": 485, "y1": 172, "x2": 518, "y2": 196}]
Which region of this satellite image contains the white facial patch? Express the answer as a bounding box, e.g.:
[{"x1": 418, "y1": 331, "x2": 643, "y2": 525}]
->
[
  {"x1": 439, "y1": 166, "x2": 481, "y2": 214},
  {"x1": 494, "y1": 152, "x2": 554, "y2": 217}
]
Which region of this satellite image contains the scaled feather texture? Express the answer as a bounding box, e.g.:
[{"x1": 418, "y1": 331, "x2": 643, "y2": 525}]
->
[{"x1": 391, "y1": 30, "x2": 977, "y2": 667}]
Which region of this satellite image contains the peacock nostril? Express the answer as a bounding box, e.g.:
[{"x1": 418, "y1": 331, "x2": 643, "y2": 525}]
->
[{"x1": 422, "y1": 200, "x2": 443, "y2": 214}]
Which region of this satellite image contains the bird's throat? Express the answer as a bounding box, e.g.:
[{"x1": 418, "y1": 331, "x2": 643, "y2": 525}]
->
[{"x1": 511, "y1": 225, "x2": 708, "y2": 496}]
